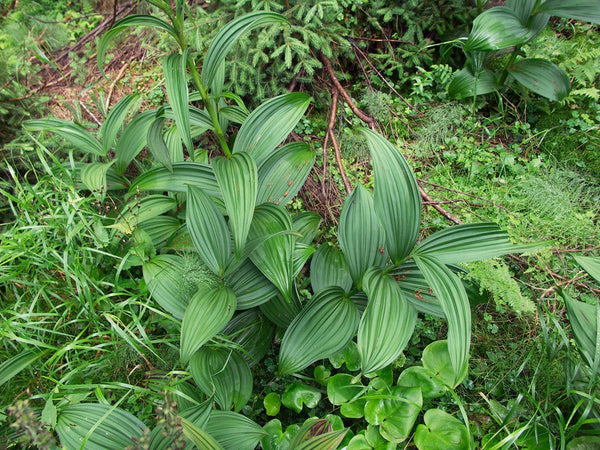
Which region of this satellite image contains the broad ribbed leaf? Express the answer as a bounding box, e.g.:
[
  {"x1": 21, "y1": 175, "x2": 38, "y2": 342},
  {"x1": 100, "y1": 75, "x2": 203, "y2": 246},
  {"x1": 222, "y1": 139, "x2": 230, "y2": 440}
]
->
[
  {"x1": 508, "y1": 58, "x2": 570, "y2": 101},
  {"x1": 465, "y1": 7, "x2": 549, "y2": 51},
  {"x1": 338, "y1": 184, "x2": 386, "y2": 285},
  {"x1": 279, "y1": 287, "x2": 359, "y2": 375},
  {"x1": 130, "y1": 162, "x2": 219, "y2": 197},
  {"x1": 205, "y1": 411, "x2": 267, "y2": 450},
  {"x1": 226, "y1": 259, "x2": 279, "y2": 309},
  {"x1": 219, "y1": 105, "x2": 248, "y2": 124},
  {"x1": 248, "y1": 203, "x2": 295, "y2": 301},
  {"x1": 101, "y1": 93, "x2": 140, "y2": 152},
  {"x1": 164, "y1": 104, "x2": 215, "y2": 132},
  {"x1": 98, "y1": 15, "x2": 178, "y2": 74},
  {"x1": 24, "y1": 118, "x2": 105, "y2": 156},
  {"x1": 213, "y1": 152, "x2": 257, "y2": 256},
  {"x1": 393, "y1": 263, "x2": 444, "y2": 317},
  {"x1": 295, "y1": 429, "x2": 348, "y2": 450},
  {"x1": 293, "y1": 243, "x2": 315, "y2": 277},
  {"x1": 180, "y1": 417, "x2": 223, "y2": 450},
  {"x1": 413, "y1": 255, "x2": 470, "y2": 387},
  {"x1": 202, "y1": 12, "x2": 288, "y2": 92},
  {"x1": 147, "y1": 116, "x2": 173, "y2": 171},
  {"x1": 180, "y1": 284, "x2": 236, "y2": 362},
  {"x1": 310, "y1": 245, "x2": 353, "y2": 293},
  {"x1": 364, "y1": 129, "x2": 421, "y2": 264},
  {"x1": 112, "y1": 194, "x2": 177, "y2": 234},
  {"x1": 164, "y1": 125, "x2": 185, "y2": 163},
  {"x1": 259, "y1": 289, "x2": 303, "y2": 329},
  {"x1": 187, "y1": 185, "x2": 231, "y2": 276},
  {"x1": 164, "y1": 52, "x2": 193, "y2": 151},
  {"x1": 81, "y1": 162, "x2": 113, "y2": 196},
  {"x1": 0, "y1": 349, "x2": 46, "y2": 386},
  {"x1": 290, "y1": 418, "x2": 348, "y2": 450},
  {"x1": 536, "y1": 0, "x2": 600, "y2": 24},
  {"x1": 234, "y1": 93, "x2": 311, "y2": 168},
  {"x1": 506, "y1": 0, "x2": 538, "y2": 21},
  {"x1": 562, "y1": 291, "x2": 599, "y2": 370},
  {"x1": 222, "y1": 309, "x2": 275, "y2": 366},
  {"x1": 574, "y1": 255, "x2": 600, "y2": 283},
  {"x1": 257, "y1": 142, "x2": 316, "y2": 205},
  {"x1": 189, "y1": 346, "x2": 252, "y2": 411},
  {"x1": 412, "y1": 223, "x2": 541, "y2": 264},
  {"x1": 358, "y1": 268, "x2": 417, "y2": 374},
  {"x1": 292, "y1": 212, "x2": 322, "y2": 246},
  {"x1": 56, "y1": 403, "x2": 146, "y2": 450},
  {"x1": 114, "y1": 110, "x2": 155, "y2": 174},
  {"x1": 448, "y1": 67, "x2": 498, "y2": 99}
]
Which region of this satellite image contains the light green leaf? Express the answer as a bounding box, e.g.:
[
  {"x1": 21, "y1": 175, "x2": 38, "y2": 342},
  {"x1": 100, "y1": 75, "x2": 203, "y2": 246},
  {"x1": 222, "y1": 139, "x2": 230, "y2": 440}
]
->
[
  {"x1": 261, "y1": 419, "x2": 301, "y2": 450},
  {"x1": 279, "y1": 287, "x2": 359, "y2": 375},
  {"x1": 24, "y1": 118, "x2": 105, "y2": 156},
  {"x1": 111, "y1": 194, "x2": 177, "y2": 234},
  {"x1": 226, "y1": 260, "x2": 279, "y2": 309},
  {"x1": 448, "y1": 67, "x2": 498, "y2": 99},
  {"x1": 562, "y1": 290, "x2": 600, "y2": 371},
  {"x1": 234, "y1": 93, "x2": 311, "y2": 168},
  {"x1": 147, "y1": 115, "x2": 173, "y2": 171},
  {"x1": 81, "y1": 162, "x2": 114, "y2": 197},
  {"x1": 0, "y1": 349, "x2": 46, "y2": 387},
  {"x1": 180, "y1": 284, "x2": 237, "y2": 362},
  {"x1": 98, "y1": 15, "x2": 178, "y2": 74},
  {"x1": 536, "y1": 0, "x2": 600, "y2": 24},
  {"x1": 219, "y1": 105, "x2": 248, "y2": 124},
  {"x1": 163, "y1": 52, "x2": 193, "y2": 151},
  {"x1": 130, "y1": 162, "x2": 220, "y2": 197},
  {"x1": 422, "y1": 341, "x2": 464, "y2": 391},
  {"x1": 114, "y1": 110, "x2": 155, "y2": 174},
  {"x1": 397, "y1": 366, "x2": 447, "y2": 400},
  {"x1": 392, "y1": 262, "x2": 444, "y2": 317},
  {"x1": 202, "y1": 11, "x2": 288, "y2": 92},
  {"x1": 364, "y1": 128, "x2": 421, "y2": 264},
  {"x1": 257, "y1": 142, "x2": 316, "y2": 205},
  {"x1": 311, "y1": 245, "x2": 353, "y2": 293},
  {"x1": 248, "y1": 203, "x2": 295, "y2": 301},
  {"x1": 292, "y1": 212, "x2": 322, "y2": 246},
  {"x1": 163, "y1": 125, "x2": 185, "y2": 163},
  {"x1": 186, "y1": 185, "x2": 231, "y2": 276},
  {"x1": 100, "y1": 93, "x2": 140, "y2": 153},
  {"x1": 290, "y1": 418, "x2": 348, "y2": 450},
  {"x1": 205, "y1": 411, "x2": 267, "y2": 450},
  {"x1": 465, "y1": 7, "x2": 549, "y2": 51},
  {"x1": 358, "y1": 268, "x2": 417, "y2": 375},
  {"x1": 412, "y1": 223, "x2": 541, "y2": 264},
  {"x1": 574, "y1": 255, "x2": 600, "y2": 283},
  {"x1": 180, "y1": 417, "x2": 223, "y2": 450},
  {"x1": 143, "y1": 254, "x2": 189, "y2": 319},
  {"x1": 293, "y1": 243, "x2": 316, "y2": 277},
  {"x1": 338, "y1": 184, "x2": 386, "y2": 285},
  {"x1": 508, "y1": 58, "x2": 571, "y2": 101},
  {"x1": 282, "y1": 382, "x2": 322, "y2": 413},
  {"x1": 139, "y1": 215, "x2": 181, "y2": 249},
  {"x1": 414, "y1": 409, "x2": 470, "y2": 450},
  {"x1": 414, "y1": 256, "x2": 470, "y2": 387},
  {"x1": 222, "y1": 309, "x2": 275, "y2": 366},
  {"x1": 189, "y1": 346, "x2": 252, "y2": 412},
  {"x1": 213, "y1": 152, "x2": 257, "y2": 256},
  {"x1": 327, "y1": 373, "x2": 367, "y2": 406},
  {"x1": 56, "y1": 403, "x2": 147, "y2": 450},
  {"x1": 264, "y1": 393, "x2": 281, "y2": 416}
]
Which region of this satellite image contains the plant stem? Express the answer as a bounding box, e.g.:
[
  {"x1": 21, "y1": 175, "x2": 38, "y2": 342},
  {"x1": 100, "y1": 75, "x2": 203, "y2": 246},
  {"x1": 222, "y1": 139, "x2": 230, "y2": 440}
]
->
[
  {"x1": 498, "y1": 46, "x2": 521, "y2": 87},
  {"x1": 450, "y1": 389, "x2": 475, "y2": 450}
]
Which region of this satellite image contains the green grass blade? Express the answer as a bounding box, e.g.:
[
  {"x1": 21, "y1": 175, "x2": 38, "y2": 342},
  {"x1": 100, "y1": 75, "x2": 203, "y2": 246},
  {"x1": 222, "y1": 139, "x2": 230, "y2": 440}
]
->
[
  {"x1": 163, "y1": 52, "x2": 193, "y2": 152},
  {"x1": 100, "y1": 93, "x2": 141, "y2": 153},
  {"x1": 0, "y1": 348, "x2": 46, "y2": 386}
]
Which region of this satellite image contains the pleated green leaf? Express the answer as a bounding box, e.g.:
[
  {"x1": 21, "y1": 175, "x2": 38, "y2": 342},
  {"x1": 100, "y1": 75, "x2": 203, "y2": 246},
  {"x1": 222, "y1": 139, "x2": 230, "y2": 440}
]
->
[
  {"x1": 226, "y1": 259, "x2": 279, "y2": 309},
  {"x1": 202, "y1": 11, "x2": 288, "y2": 92},
  {"x1": 562, "y1": 290, "x2": 600, "y2": 370},
  {"x1": 292, "y1": 212, "x2": 322, "y2": 246},
  {"x1": 310, "y1": 245, "x2": 353, "y2": 294},
  {"x1": 222, "y1": 309, "x2": 276, "y2": 366},
  {"x1": 180, "y1": 284, "x2": 236, "y2": 362},
  {"x1": 257, "y1": 142, "x2": 316, "y2": 205},
  {"x1": 448, "y1": 67, "x2": 499, "y2": 99},
  {"x1": 358, "y1": 268, "x2": 417, "y2": 375},
  {"x1": 465, "y1": 7, "x2": 548, "y2": 51},
  {"x1": 574, "y1": 255, "x2": 600, "y2": 283},
  {"x1": 219, "y1": 105, "x2": 248, "y2": 124},
  {"x1": 338, "y1": 184, "x2": 386, "y2": 285},
  {"x1": 508, "y1": 58, "x2": 571, "y2": 101},
  {"x1": 279, "y1": 287, "x2": 359, "y2": 375},
  {"x1": 100, "y1": 93, "x2": 140, "y2": 153},
  {"x1": 204, "y1": 411, "x2": 267, "y2": 450},
  {"x1": 147, "y1": 115, "x2": 173, "y2": 171},
  {"x1": 248, "y1": 203, "x2": 295, "y2": 301},
  {"x1": 0, "y1": 348, "x2": 46, "y2": 387},
  {"x1": 189, "y1": 346, "x2": 252, "y2": 412},
  {"x1": 536, "y1": 0, "x2": 600, "y2": 24},
  {"x1": 163, "y1": 125, "x2": 185, "y2": 163},
  {"x1": 293, "y1": 243, "x2": 315, "y2": 278},
  {"x1": 98, "y1": 15, "x2": 178, "y2": 74},
  {"x1": 56, "y1": 403, "x2": 147, "y2": 450},
  {"x1": 24, "y1": 118, "x2": 105, "y2": 156},
  {"x1": 364, "y1": 128, "x2": 421, "y2": 264},
  {"x1": 180, "y1": 417, "x2": 223, "y2": 450},
  {"x1": 393, "y1": 263, "x2": 444, "y2": 317},
  {"x1": 234, "y1": 93, "x2": 311, "y2": 168},
  {"x1": 506, "y1": 0, "x2": 539, "y2": 21},
  {"x1": 413, "y1": 255, "x2": 470, "y2": 387},
  {"x1": 114, "y1": 110, "x2": 155, "y2": 174},
  {"x1": 80, "y1": 161, "x2": 114, "y2": 197},
  {"x1": 259, "y1": 288, "x2": 303, "y2": 329},
  {"x1": 412, "y1": 223, "x2": 541, "y2": 264},
  {"x1": 130, "y1": 162, "x2": 220, "y2": 197},
  {"x1": 163, "y1": 104, "x2": 215, "y2": 132},
  {"x1": 290, "y1": 418, "x2": 348, "y2": 450},
  {"x1": 111, "y1": 194, "x2": 177, "y2": 234},
  {"x1": 295, "y1": 429, "x2": 348, "y2": 450},
  {"x1": 163, "y1": 52, "x2": 193, "y2": 151},
  {"x1": 139, "y1": 215, "x2": 180, "y2": 249},
  {"x1": 213, "y1": 152, "x2": 257, "y2": 256},
  {"x1": 143, "y1": 254, "x2": 189, "y2": 319},
  {"x1": 187, "y1": 185, "x2": 231, "y2": 276}
]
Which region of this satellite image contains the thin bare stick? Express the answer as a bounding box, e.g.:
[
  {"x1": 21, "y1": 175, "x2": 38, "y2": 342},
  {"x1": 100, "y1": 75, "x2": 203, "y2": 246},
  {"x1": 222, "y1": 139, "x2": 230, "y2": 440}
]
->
[
  {"x1": 106, "y1": 62, "x2": 130, "y2": 110},
  {"x1": 328, "y1": 90, "x2": 352, "y2": 195},
  {"x1": 79, "y1": 101, "x2": 102, "y2": 126},
  {"x1": 419, "y1": 185, "x2": 462, "y2": 225}
]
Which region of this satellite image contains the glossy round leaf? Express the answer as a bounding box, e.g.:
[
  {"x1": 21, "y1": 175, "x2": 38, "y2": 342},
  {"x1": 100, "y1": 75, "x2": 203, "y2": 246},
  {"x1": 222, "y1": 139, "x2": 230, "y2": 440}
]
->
[{"x1": 414, "y1": 409, "x2": 470, "y2": 450}]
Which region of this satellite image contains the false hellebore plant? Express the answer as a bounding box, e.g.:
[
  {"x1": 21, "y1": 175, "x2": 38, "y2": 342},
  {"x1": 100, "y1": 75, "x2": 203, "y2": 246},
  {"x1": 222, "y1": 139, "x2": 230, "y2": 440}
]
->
[{"x1": 24, "y1": 1, "x2": 537, "y2": 448}]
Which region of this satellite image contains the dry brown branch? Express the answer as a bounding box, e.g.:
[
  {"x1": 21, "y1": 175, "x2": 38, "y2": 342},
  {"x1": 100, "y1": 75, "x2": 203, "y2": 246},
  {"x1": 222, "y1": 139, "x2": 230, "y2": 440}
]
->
[
  {"x1": 418, "y1": 185, "x2": 462, "y2": 225},
  {"x1": 323, "y1": 90, "x2": 352, "y2": 195},
  {"x1": 106, "y1": 62, "x2": 130, "y2": 109}
]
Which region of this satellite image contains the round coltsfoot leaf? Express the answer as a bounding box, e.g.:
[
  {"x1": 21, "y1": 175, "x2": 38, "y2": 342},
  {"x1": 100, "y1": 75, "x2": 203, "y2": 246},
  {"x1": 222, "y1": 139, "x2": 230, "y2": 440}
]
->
[{"x1": 414, "y1": 409, "x2": 470, "y2": 450}]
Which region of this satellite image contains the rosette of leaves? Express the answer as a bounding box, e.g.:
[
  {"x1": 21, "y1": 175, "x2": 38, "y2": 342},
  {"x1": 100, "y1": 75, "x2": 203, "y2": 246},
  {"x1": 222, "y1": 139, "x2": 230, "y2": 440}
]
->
[{"x1": 449, "y1": 0, "x2": 600, "y2": 101}]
